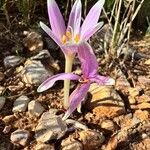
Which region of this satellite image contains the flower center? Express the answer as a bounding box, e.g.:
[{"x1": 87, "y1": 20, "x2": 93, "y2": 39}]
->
[
  {"x1": 79, "y1": 77, "x2": 89, "y2": 83},
  {"x1": 61, "y1": 31, "x2": 80, "y2": 44}
]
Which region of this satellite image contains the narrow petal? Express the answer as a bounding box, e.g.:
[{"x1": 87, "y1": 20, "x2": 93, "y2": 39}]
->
[
  {"x1": 47, "y1": 0, "x2": 66, "y2": 39},
  {"x1": 62, "y1": 83, "x2": 90, "y2": 120},
  {"x1": 77, "y1": 42, "x2": 98, "y2": 78},
  {"x1": 81, "y1": 22, "x2": 103, "y2": 40},
  {"x1": 37, "y1": 73, "x2": 80, "y2": 92},
  {"x1": 91, "y1": 75, "x2": 115, "y2": 85},
  {"x1": 80, "y1": 0, "x2": 105, "y2": 39},
  {"x1": 67, "y1": 0, "x2": 81, "y2": 34},
  {"x1": 40, "y1": 22, "x2": 62, "y2": 47}
]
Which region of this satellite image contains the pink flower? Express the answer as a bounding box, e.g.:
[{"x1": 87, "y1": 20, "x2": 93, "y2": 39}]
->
[
  {"x1": 37, "y1": 42, "x2": 115, "y2": 119},
  {"x1": 40, "y1": 0, "x2": 105, "y2": 56}
]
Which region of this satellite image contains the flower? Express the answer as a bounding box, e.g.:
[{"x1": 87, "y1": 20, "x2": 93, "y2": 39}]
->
[
  {"x1": 40, "y1": 0, "x2": 105, "y2": 56},
  {"x1": 37, "y1": 42, "x2": 115, "y2": 120}
]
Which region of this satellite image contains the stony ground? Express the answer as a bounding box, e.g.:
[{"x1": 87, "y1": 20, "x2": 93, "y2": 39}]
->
[{"x1": 0, "y1": 24, "x2": 150, "y2": 150}]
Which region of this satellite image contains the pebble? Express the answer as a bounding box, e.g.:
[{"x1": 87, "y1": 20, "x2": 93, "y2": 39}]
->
[
  {"x1": 28, "y1": 100, "x2": 45, "y2": 117},
  {"x1": 144, "y1": 59, "x2": 150, "y2": 65},
  {"x1": 61, "y1": 137, "x2": 83, "y2": 150},
  {"x1": 3, "y1": 55, "x2": 23, "y2": 68},
  {"x1": 23, "y1": 31, "x2": 43, "y2": 52},
  {"x1": 128, "y1": 87, "x2": 140, "y2": 97},
  {"x1": 0, "y1": 96, "x2": 6, "y2": 110},
  {"x1": 35, "y1": 143, "x2": 55, "y2": 150},
  {"x1": 3, "y1": 115, "x2": 16, "y2": 124},
  {"x1": 101, "y1": 119, "x2": 117, "y2": 132},
  {"x1": 22, "y1": 59, "x2": 53, "y2": 85},
  {"x1": 35, "y1": 112, "x2": 67, "y2": 143},
  {"x1": 87, "y1": 84, "x2": 125, "y2": 118},
  {"x1": 79, "y1": 130, "x2": 105, "y2": 150},
  {"x1": 12, "y1": 95, "x2": 30, "y2": 113},
  {"x1": 10, "y1": 129, "x2": 30, "y2": 146}
]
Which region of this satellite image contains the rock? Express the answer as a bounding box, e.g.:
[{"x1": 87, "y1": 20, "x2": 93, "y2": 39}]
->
[
  {"x1": 12, "y1": 95, "x2": 30, "y2": 113},
  {"x1": 134, "y1": 110, "x2": 149, "y2": 122},
  {"x1": 144, "y1": 59, "x2": 150, "y2": 65},
  {"x1": 35, "y1": 112, "x2": 67, "y2": 143},
  {"x1": 3, "y1": 125, "x2": 11, "y2": 134},
  {"x1": 22, "y1": 59, "x2": 53, "y2": 85},
  {"x1": 35, "y1": 143, "x2": 55, "y2": 150},
  {"x1": 23, "y1": 31, "x2": 43, "y2": 52},
  {"x1": 0, "y1": 72, "x2": 5, "y2": 81},
  {"x1": 30, "y1": 49, "x2": 51, "y2": 60},
  {"x1": 101, "y1": 119, "x2": 117, "y2": 132},
  {"x1": 0, "y1": 96, "x2": 6, "y2": 110},
  {"x1": 136, "y1": 95, "x2": 150, "y2": 104},
  {"x1": 87, "y1": 84, "x2": 125, "y2": 118},
  {"x1": 4, "y1": 55, "x2": 24, "y2": 68},
  {"x1": 61, "y1": 137, "x2": 83, "y2": 150},
  {"x1": 10, "y1": 129, "x2": 30, "y2": 146},
  {"x1": 128, "y1": 87, "x2": 140, "y2": 97},
  {"x1": 79, "y1": 130, "x2": 105, "y2": 150},
  {"x1": 0, "y1": 86, "x2": 6, "y2": 95},
  {"x1": 138, "y1": 76, "x2": 150, "y2": 87},
  {"x1": 3, "y1": 115, "x2": 16, "y2": 124},
  {"x1": 28, "y1": 100, "x2": 45, "y2": 117},
  {"x1": 128, "y1": 96, "x2": 136, "y2": 105},
  {"x1": 131, "y1": 102, "x2": 150, "y2": 109}
]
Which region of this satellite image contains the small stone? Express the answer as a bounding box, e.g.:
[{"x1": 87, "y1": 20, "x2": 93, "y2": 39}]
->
[
  {"x1": 144, "y1": 59, "x2": 150, "y2": 65},
  {"x1": 23, "y1": 31, "x2": 43, "y2": 52},
  {"x1": 35, "y1": 112, "x2": 67, "y2": 143},
  {"x1": 22, "y1": 59, "x2": 53, "y2": 85},
  {"x1": 28, "y1": 100, "x2": 45, "y2": 117},
  {"x1": 79, "y1": 130, "x2": 105, "y2": 150},
  {"x1": 136, "y1": 95, "x2": 150, "y2": 104},
  {"x1": 134, "y1": 110, "x2": 149, "y2": 121},
  {"x1": 35, "y1": 143, "x2": 55, "y2": 150},
  {"x1": 87, "y1": 84, "x2": 125, "y2": 118},
  {"x1": 3, "y1": 115, "x2": 16, "y2": 124},
  {"x1": 4, "y1": 55, "x2": 23, "y2": 68},
  {"x1": 101, "y1": 119, "x2": 117, "y2": 132},
  {"x1": 10, "y1": 129, "x2": 30, "y2": 146},
  {"x1": 138, "y1": 76, "x2": 150, "y2": 87},
  {"x1": 0, "y1": 96, "x2": 6, "y2": 110},
  {"x1": 0, "y1": 86, "x2": 5, "y2": 95},
  {"x1": 128, "y1": 96, "x2": 136, "y2": 105},
  {"x1": 128, "y1": 87, "x2": 140, "y2": 97},
  {"x1": 12, "y1": 95, "x2": 30, "y2": 113},
  {"x1": 61, "y1": 137, "x2": 83, "y2": 150},
  {"x1": 3, "y1": 125, "x2": 12, "y2": 134},
  {"x1": 0, "y1": 72, "x2": 5, "y2": 81}
]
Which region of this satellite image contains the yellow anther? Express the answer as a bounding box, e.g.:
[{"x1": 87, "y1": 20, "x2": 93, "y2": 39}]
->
[
  {"x1": 61, "y1": 35, "x2": 67, "y2": 44},
  {"x1": 74, "y1": 34, "x2": 80, "y2": 43},
  {"x1": 66, "y1": 31, "x2": 72, "y2": 39}
]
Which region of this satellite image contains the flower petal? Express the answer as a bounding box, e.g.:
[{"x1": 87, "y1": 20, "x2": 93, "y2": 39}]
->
[
  {"x1": 81, "y1": 22, "x2": 103, "y2": 40},
  {"x1": 80, "y1": 0, "x2": 105, "y2": 39},
  {"x1": 47, "y1": 0, "x2": 66, "y2": 39},
  {"x1": 37, "y1": 73, "x2": 80, "y2": 92},
  {"x1": 67, "y1": 0, "x2": 81, "y2": 35},
  {"x1": 77, "y1": 42, "x2": 98, "y2": 77},
  {"x1": 40, "y1": 22, "x2": 62, "y2": 47},
  {"x1": 91, "y1": 75, "x2": 115, "y2": 85},
  {"x1": 62, "y1": 83, "x2": 90, "y2": 120}
]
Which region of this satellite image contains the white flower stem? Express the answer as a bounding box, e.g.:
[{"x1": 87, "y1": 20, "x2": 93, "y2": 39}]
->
[{"x1": 64, "y1": 55, "x2": 74, "y2": 109}]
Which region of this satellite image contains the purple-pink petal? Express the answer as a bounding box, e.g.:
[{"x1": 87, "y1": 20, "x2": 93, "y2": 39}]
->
[
  {"x1": 67, "y1": 0, "x2": 81, "y2": 35},
  {"x1": 80, "y1": 0, "x2": 105, "y2": 39},
  {"x1": 62, "y1": 83, "x2": 90, "y2": 120},
  {"x1": 40, "y1": 22, "x2": 62, "y2": 48},
  {"x1": 91, "y1": 75, "x2": 115, "y2": 85},
  {"x1": 37, "y1": 73, "x2": 80, "y2": 92},
  {"x1": 77, "y1": 42, "x2": 98, "y2": 78},
  {"x1": 81, "y1": 22, "x2": 103, "y2": 40},
  {"x1": 47, "y1": 0, "x2": 66, "y2": 39}
]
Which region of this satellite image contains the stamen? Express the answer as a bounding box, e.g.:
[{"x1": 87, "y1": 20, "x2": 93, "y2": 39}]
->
[
  {"x1": 61, "y1": 35, "x2": 67, "y2": 44},
  {"x1": 74, "y1": 34, "x2": 80, "y2": 43},
  {"x1": 66, "y1": 31, "x2": 72, "y2": 39}
]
